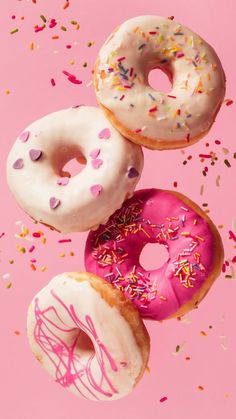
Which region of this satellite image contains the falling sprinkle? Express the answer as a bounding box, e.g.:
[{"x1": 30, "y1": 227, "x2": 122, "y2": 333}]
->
[
  {"x1": 10, "y1": 28, "x2": 19, "y2": 34},
  {"x1": 160, "y1": 396, "x2": 168, "y2": 403}
]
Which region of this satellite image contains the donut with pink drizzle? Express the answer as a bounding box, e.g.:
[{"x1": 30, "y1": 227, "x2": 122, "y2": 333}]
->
[
  {"x1": 85, "y1": 189, "x2": 224, "y2": 320},
  {"x1": 7, "y1": 106, "x2": 143, "y2": 233},
  {"x1": 27, "y1": 272, "x2": 150, "y2": 401},
  {"x1": 95, "y1": 15, "x2": 226, "y2": 150}
]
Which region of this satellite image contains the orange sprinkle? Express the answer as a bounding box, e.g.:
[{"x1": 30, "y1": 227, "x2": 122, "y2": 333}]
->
[
  {"x1": 200, "y1": 330, "x2": 207, "y2": 336},
  {"x1": 198, "y1": 385, "x2": 204, "y2": 391},
  {"x1": 14, "y1": 330, "x2": 21, "y2": 336},
  {"x1": 30, "y1": 263, "x2": 36, "y2": 271}
]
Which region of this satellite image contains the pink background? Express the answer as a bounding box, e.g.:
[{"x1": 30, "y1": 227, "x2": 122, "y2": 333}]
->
[{"x1": 0, "y1": 0, "x2": 235, "y2": 418}]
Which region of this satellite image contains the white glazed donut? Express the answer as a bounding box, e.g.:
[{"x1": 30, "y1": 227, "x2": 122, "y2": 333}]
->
[
  {"x1": 6, "y1": 106, "x2": 143, "y2": 233},
  {"x1": 27, "y1": 272, "x2": 150, "y2": 401},
  {"x1": 95, "y1": 15, "x2": 226, "y2": 150}
]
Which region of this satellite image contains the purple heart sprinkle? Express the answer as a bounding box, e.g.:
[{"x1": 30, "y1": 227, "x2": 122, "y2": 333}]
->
[
  {"x1": 29, "y1": 149, "x2": 43, "y2": 161},
  {"x1": 90, "y1": 184, "x2": 103, "y2": 198},
  {"x1": 57, "y1": 177, "x2": 69, "y2": 186},
  {"x1": 128, "y1": 167, "x2": 139, "y2": 178},
  {"x1": 13, "y1": 158, "x2": 24, "y2": 169},
  {"x1": 92, "y1": 159, "x2": 103, "y2": 169},
  {"x1": 89, "y1": 148, "x2": 101, "y2": 159},
  {"x1": 49, "y1": 197, "x2": 61, "y2": 209},
  {"x1": 98, "y1": 128, "x2": 111, "y2": 140},
  {"x1": 19, "y1": 131, "x2": 30, "y2": 143}
]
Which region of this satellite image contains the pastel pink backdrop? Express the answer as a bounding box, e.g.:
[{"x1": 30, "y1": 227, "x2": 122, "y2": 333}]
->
[{"x1": 0, "y1": 1, "x2": 235, "y2": 418}]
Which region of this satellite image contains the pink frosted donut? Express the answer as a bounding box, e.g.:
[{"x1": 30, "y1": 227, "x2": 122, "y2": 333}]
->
[{"x1": 85, "y1": 189, "x2": 224, "y2": 320}]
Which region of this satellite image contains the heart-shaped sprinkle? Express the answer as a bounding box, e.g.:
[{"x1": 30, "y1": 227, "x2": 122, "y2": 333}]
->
[
  {"x1": 29, "y1": 149, "x2": 43, "y2": 161},
  {"x1": 49, "y1": 197, "x2": 61, "y2": 209},
  {"x1": 19, "y1": 131, "x2": 30, "y2": 142},
  {"x1": 92, "y1": 159, "x2": 103, "y2": 169},
  {"x1": 128, "y1": 167, "x2": 139, "y2": 178},
  {"x1": 89, "y1": 148, "x2": 101, "y2": 159},
  {"x1": 90, "y1": 184, "x2": 103, "y2": 198},
  {"x1": 13, "y1": 158, "x2": 24, "y2": 169},
  {"x1": 57, "y1": 177, "x2": 70, "y2": 186},
  {"x1": 98, "y1": 128, "x2": 111, "y2": 140}
]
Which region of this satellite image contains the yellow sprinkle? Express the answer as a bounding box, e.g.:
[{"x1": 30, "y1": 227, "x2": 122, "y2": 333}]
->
[
  {"x1": 40, "y1": 266, "x2": 47, "y2": 272},
  {"x1": 200, "y1": 330, "x2": 207, "y2": 336},
  {"x1": 181, "y1": 232, "x2": 190, "y2": 236},
  {"x1": 5, "y1": 89, "x2": 10, "y2": 95},
  {"x1": 59, "y1": 252, "x2": 65, "y2": 258},
  {"x1": 195, "y1": 235, "x2": 205, "y2": 242},
  {"x1": 70, "y1": 60, "x2": 75, "y2": 65},
  {"x1": 160, "y1": 295, "x2": 167, "y2": 301},
  {"x1": 193, "y1": 219, "x2": 197, "y2": 225},
  {"x1": 41, "y1": 237, "x2": 46, "y2": 244},
  {"x1": 146, "y1": 365, "x2": 151, "y2": 373},
  {"x1": 70, "y1": 251, "x2": 74, "y2": 256},
  {"x1": 29, "y1": 41, "x2": 34, "y2": 50},
  {"x1": 6, "y1": 282, "x2": 12, "y2": 289}
]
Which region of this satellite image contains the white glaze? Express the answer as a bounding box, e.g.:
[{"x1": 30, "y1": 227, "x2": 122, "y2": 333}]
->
[
  {"x1": 27, "y1": 273, "x2": 144, "y2": 401},
  {"x1": 95, "y1": 16, "x2": 226, "y2": 148},
  {"x1": 7, "y1": 106, "x2": 143, "y2": 232}
]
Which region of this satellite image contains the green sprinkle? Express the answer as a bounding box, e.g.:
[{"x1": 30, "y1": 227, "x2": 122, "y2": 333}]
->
[
  {"x1": 10, "y1": 28, "x2": 19, "y2": 34},
  {"x1": 61, "y1": 26, "x2": 67, "y2": 31},
  {"x1": 175, "y1": 345, "x2": 180, "y2": 352},
  {"x1": 224, "y1": 159, "x2": 231, "y2": 168},
  {"x1": 40, "y1": 15, "x2": 47, "y2": 23}
]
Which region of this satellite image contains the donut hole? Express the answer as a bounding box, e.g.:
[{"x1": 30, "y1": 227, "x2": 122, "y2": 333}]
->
[
  {"x1": 61, "y1": 156, "x2": 87, "y2": 178},
  {"x1": 148, "y1": 67, "x2": 172, "y2": 94},
  {"x1": 76, "y1": 329, "x2": 94, "y2": 355},
  {"x1": 139, "y1": 242, "x2": 169, "y2": 271}
]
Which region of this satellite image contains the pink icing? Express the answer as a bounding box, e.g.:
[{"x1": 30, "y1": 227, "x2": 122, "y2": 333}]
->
[
  {"x1": 92, "y1": 159, "x2": 103, "y2": 169},
  {"x1": 33, "y1": 290, "x2": 118, "y2": 401},
  {"x1": 85, "y1": 189, "x2": 218, "y2": 321}
]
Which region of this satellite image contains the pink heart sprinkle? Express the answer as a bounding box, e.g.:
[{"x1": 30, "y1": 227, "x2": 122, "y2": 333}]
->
[
  {"x1": 57, "y1": 177, "x2": 69, "y2": 186},
  {"x1": 92, "y1": 159, "x2": 103, "y2": 169},
  {"x1": 19, "y1": 131, "x2": 30, "y2": 142},
  {"x1": 49, "y1": 197, "x2": 61, "y2": 210},
  {"x1": 90, "y1": 184, "x2": 103, "y2": 198},
  {"x1": 29, "y1": 149, "x2": 43, "y2": 161},
  {"x1": 13, "y1": 158, "x2": 24, "y2": 169},
  {"x1": 89, "y1": 148, "x2": 101, "y2": 159},
  {"x1": 98, "y1": 128, "x2": 111, "y2": 140}
]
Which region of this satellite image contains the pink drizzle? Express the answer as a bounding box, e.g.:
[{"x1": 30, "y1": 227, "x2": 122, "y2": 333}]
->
[{"x1": 33, "y1": 290, "x2": 118, "y2": 400}]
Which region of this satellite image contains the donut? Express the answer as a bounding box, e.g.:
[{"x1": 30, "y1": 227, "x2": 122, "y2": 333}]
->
[
  {"x1": 94, "y1": 15, "x2": 226, "y2": 150},
  {"x1": 27, "y1": 272, "x2": 150, "y2": 401},
  {"x1": 85, "y1": 189, "x2": 224, "y2": 321},
  {"x1": 7, "y1": 106, "x2": 143, "y2": 233}
]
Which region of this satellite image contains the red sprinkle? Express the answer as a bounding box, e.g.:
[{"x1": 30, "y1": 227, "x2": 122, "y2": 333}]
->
[
  {"x1": 199, "y1": 154, "x2": 212, "y2": 158},
  {"x1": 167, "y1": 95, "x2": 176, "y2": 98},
  {"x1": 58, "y1": 239, "x2": 72, "y2": 243},
  {"x1": 29, "y1": 245, "x2": 35, "y2": 253},
  {"x1": 222, "y1": 263, "x2": 226, "y2": 273},
  {"x1": 117, "y1": 56, "x2": 126, "y2": 62},
  {"x1": 215, "y1": 140, "x2": 221, "y2": 145},
  {"x1": 232, "y1": 256, "x2": 236, "y2": 263},
  {"x1": 229, "y1": 230, "x2": 236, "y2": 242},
  {"x1": 51, "y1": 78, "x2": 56, "y2": 86},
  {"x1": 119, "y1": 94, "x2": 125, "y2": 101},
  {"x1": 66, "y1": 44, "x2": 72, "y2": 49},
  {"x1": 225, "y1": 99, "x2": 233, "y2": 106},
  {"x1": 63, "y1": 0, "x2": 70, "y2": 9},
  {"x1": 33, "y1": 232, "x2": 41, "y2": 238},
  {"x1": 149, "y1": 106, "x2": 158, "y2": 113},
  {"x1": 160, "y1": 396, "x2": 168, "y2": 403},
  {"x1": 173, "y1": 181, "x2": 178, "y2": 188},
  {"x1": 129, "y1": 67, "x2": 134, "y2": 77}
]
